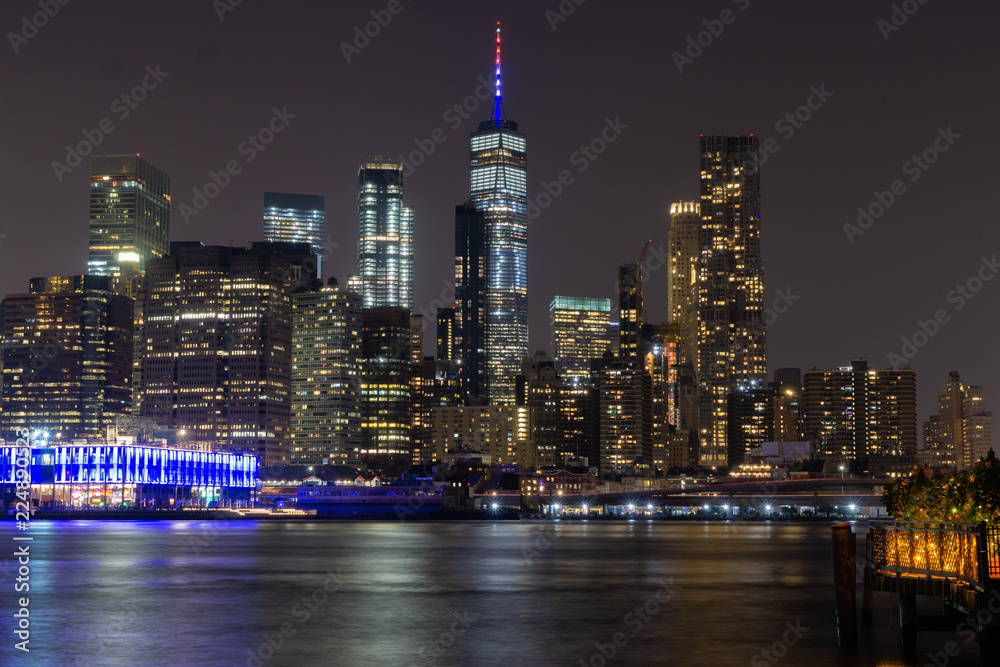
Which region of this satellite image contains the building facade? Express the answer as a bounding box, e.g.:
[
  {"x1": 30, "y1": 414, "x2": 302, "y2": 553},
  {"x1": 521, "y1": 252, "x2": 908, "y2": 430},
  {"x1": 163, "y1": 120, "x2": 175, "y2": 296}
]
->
[
  {"x1": 88, "y1": 154, "x2": 171, "y2": 298},
  {"x1": 429, "y1": 404, "x2": 533, "y2": 469},
  {"x1": 454, "y1": 202, "x2": 488, "y2": 404},
  {"x1": 263, "y1": 192, "x2": 325, "y2": 279},
  {"x1": 801, "y1": 359, "x2": 916, "y2": 463},
  {"x1": 617, "y1": 263, "x2": 643, "y2": 367},
  {"x1": 667, "y1": 201, "x2": 701, "y2": 373},
  {"x1": 549, "y1": 296, "x2": 614, "y2": 383},
  {"x1": 1, "y1": 276, "x2": 132, "y2": 441},
  {"x1": 291, "y1": 279, "x2": 362, "y2": 466},
  {"x1": 361, "y1": 307, "x2": 412, "y2": 466},
  {"x1": 357, "y1": 159, "x2": 413, "y2": 310},
  {"x1": 697, "y1": 136, "x2": 767, "y2": 467},
  {"x1": 139, "y1": 244, "x2": 293, "y2": 467},
  {"x1": 597, "y1": 364, "x2": 653, "y2": 474}
]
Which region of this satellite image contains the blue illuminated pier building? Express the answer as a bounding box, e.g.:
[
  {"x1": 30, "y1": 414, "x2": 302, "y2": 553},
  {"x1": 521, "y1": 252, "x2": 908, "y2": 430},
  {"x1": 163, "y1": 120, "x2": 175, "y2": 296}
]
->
[{"x1": 1, "y1": 441, "x2": 258, "y2": 508}]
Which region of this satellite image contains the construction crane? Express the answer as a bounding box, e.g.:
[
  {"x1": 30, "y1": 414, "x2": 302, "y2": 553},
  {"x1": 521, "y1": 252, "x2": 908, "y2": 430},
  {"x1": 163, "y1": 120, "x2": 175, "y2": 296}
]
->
[{"x1": 638, "y1": 239, "x2": 652, "y2": 265}]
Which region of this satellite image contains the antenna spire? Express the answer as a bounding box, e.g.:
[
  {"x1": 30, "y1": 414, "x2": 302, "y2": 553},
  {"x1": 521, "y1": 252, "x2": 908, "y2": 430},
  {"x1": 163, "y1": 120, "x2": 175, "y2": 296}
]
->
[{"x1": 492, "y1": 21, "x2": 505, "y2": 122}]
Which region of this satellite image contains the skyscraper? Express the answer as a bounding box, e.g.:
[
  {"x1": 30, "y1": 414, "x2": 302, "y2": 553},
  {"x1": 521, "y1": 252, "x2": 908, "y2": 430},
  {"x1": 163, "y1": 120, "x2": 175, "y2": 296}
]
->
[
  {"x1": 667, "y1": 201, "x2": 700, "y2": 373},
  {"x1": 1, "y1": 275, "x2": 132, "y2": 441},
  {"x1": 291, "y1": 279, "x2": 362, "y2": 466},
  {"x1": 361, "y1": 307, "x2": 412, "y2": 467},
  {"x1": 617, "y1": 263, "x2": 643, "y2": 366},
  {"x1": 697, "y1": 136, "x2": 767, "y2": 467},
  {"x1": 932, "y1": 372, "x2": 994, "y2": 470},
  {"x1": 88, "y1": 154, "x2": 170, "y2": 297},
  {"x1": 549, "y1": 296, "x2": 614, "y2": 383},
  {"x1": 469, "y1": 23, "x2": 528, "y2": 405},
  {"x1": 140, "y1": 243, "x2": 293, "y2": 467},
  {"x1": 263, "y1": 192, "x2": 325, "y2": 279},
  {"x1": 357, "y1": 159, "x2": 413, "y2": 309},
  {"x1": 454, "y1": 203, "x2": 487, "y2": 405}
]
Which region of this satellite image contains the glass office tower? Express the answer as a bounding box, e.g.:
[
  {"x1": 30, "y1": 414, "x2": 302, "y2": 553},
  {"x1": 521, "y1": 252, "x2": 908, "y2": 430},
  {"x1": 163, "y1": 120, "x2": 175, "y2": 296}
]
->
[
  {"x1": 88, "y1": 154, "x2": 170, "y2": 298},
  {"x1": 263, "y1": 192, "x2": 325, "y2": 279},
  {"x1": 469, "y1": 23, "x2": 527, "y2": 405},
  {"x1": 357, "y1": 159, "x2": 413, "y2": 310}
]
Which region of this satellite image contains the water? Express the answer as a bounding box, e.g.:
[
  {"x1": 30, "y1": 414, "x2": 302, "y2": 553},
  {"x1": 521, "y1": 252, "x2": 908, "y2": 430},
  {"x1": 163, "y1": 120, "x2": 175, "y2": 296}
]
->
[{"x1": 0, "y1": 520, "x2": 984, "y2": 666}]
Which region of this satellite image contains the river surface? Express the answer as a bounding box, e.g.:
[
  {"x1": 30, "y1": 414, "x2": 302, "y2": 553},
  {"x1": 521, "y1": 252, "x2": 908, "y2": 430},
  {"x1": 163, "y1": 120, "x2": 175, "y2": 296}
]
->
[{"x1": 0, "y1": 520, "x2": 985, "y2": 666}]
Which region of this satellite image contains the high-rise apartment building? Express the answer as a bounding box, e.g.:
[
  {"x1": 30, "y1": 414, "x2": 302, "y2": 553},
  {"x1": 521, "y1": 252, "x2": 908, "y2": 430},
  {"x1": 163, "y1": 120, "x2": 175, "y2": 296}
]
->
[
  {"x1": 801, "y1": 359, "x2": 916, "y2": 463},
  {"x1": 667, "y1": 201, "x2": 701, "y2": 373},
  {"x1": 454, "y1": 203, "x2": 488, "y2": 404},
  {"x1": 1, "y1": 275, "x2": 132, "y2": 440},
  {"x1": 263, "y1": 192, "x2": 325, "y2": 279},
  {"x1": 597, "y1": 364, "x2": 653, "y2": 473},
  {"x1": 88, "y1": 154, "x2": 170, "y2": 298},
  {"x1": 290, "y1": 279, "x2": 362, "y2": 466},
  {"x1": 357, "y1": 159, "x2": 413, "y2": 309},
  {"x1": 549, "y1": 296, "x2": 614, "y2": 383},
  {"x1": 697, "y1": 136, "x2": 767, "y2": 467},
  {"x1": 726, "y1": 383, "x2": 774, "y2": 465},
  {"x1": 469, "y1": 24, "x2": 528, "y2": 404},
  {"x1": 140, "y1": 243, "x2": 293, "y2": 466}
]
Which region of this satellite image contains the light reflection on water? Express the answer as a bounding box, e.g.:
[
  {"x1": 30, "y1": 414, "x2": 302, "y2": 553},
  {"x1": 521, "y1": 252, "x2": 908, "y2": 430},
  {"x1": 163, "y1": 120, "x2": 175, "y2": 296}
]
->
[{"x1": 2, "y1": 520, "x2": 983, "y2": 666}]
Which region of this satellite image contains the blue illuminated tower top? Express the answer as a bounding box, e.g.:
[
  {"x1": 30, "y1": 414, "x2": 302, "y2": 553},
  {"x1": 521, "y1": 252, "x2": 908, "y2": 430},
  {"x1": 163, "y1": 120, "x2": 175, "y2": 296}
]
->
[{"x1": 469, "y1": 21, "x2": 528, "y2": 404}]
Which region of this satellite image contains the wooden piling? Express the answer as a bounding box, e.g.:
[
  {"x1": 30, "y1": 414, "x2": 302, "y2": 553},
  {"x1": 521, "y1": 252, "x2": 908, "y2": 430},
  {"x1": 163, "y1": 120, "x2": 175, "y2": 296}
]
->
[
  {"x1": 831, "y1": 522, "x2": 857, "y2": 648},
  {"x1": 861, "y1": 529, "x2": 874, "y2": 626}
]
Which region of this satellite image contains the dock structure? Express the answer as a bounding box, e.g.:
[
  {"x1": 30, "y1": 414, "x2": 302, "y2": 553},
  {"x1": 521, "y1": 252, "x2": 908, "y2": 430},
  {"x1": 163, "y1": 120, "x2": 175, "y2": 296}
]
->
[{"x1": 833, "y1": 520, "x2": 1000, "y2": 662}]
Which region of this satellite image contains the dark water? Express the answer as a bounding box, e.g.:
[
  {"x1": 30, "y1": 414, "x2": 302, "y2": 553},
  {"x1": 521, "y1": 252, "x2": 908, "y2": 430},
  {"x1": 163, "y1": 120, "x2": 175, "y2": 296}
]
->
[{"x1": 0, "y1": 520, "x2": 984, "y2": 666}]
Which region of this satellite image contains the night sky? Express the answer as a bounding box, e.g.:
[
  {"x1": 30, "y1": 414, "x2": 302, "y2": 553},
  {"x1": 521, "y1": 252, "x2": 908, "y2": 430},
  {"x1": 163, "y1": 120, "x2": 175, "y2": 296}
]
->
[{"x1": 2, "y1": 0, "x2": 997, "y2": 432}]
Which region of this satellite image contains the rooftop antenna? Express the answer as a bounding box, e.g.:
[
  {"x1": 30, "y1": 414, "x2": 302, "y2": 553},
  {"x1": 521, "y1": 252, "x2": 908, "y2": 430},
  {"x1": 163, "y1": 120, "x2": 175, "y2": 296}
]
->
[{"x1": 491, "y1": 21, "x2": 505, "y2": 123}]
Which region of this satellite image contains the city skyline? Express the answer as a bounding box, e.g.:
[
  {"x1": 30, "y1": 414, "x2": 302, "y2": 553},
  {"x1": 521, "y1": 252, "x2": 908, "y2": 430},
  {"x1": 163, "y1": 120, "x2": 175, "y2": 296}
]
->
[{"x1": 2, "y1": 1, "x2": 998, "y2": 430}]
